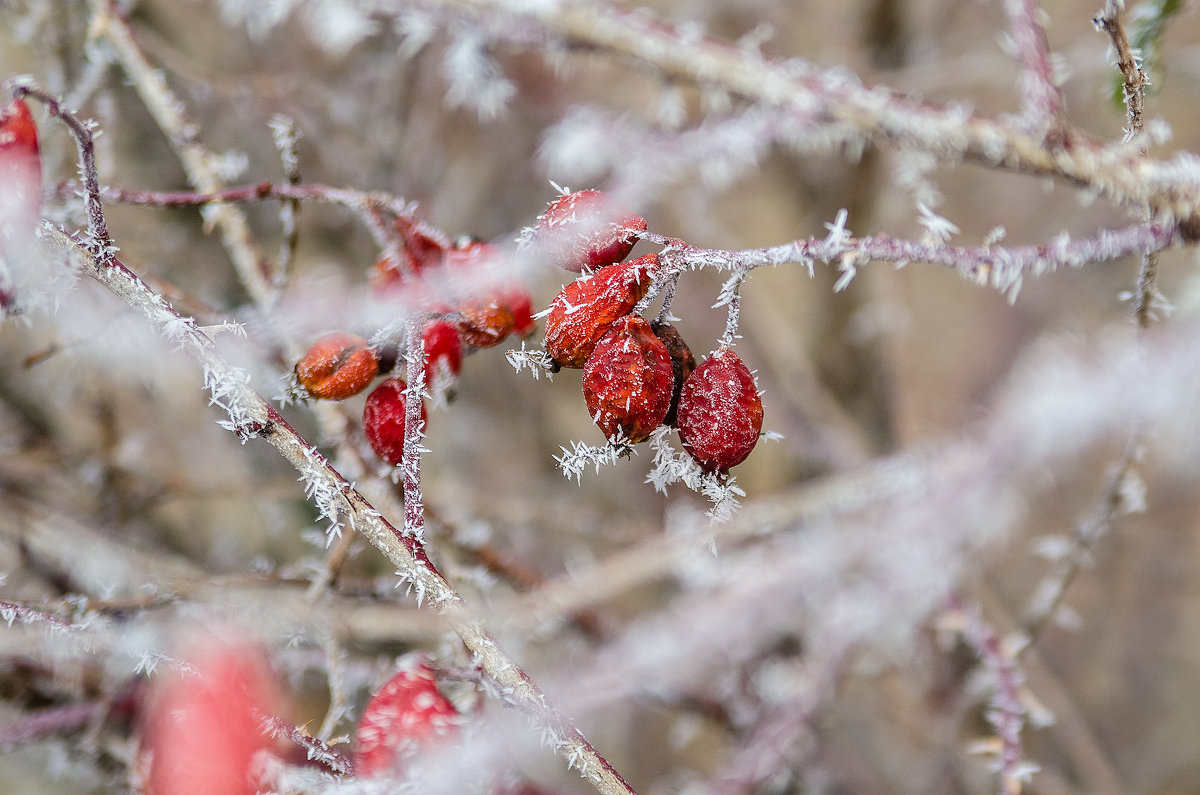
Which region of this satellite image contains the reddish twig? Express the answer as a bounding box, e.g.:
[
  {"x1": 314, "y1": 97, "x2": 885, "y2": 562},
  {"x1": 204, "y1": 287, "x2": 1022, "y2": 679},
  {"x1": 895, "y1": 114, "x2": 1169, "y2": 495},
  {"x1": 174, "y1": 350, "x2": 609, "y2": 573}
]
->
[{"x1": 1004, "y1": 0, "x2": 1066, "y2": 134}]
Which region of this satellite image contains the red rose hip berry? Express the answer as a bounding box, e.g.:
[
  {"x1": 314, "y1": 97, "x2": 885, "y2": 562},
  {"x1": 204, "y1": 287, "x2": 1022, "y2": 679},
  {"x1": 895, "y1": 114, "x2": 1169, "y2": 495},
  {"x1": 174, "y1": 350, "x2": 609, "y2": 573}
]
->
[
  {"x1": 363, "y1": 377, "x2": 427, "y2": 466},
  {"x1": 583, "y1": 315, "x2": 674, "y2": 444},
  {"x1": 676, "y1": 349, "x2": 764, "y2": 473},
  {"x1": 535, "y1": 189, "x2": 646, "y2": 272},
  {"x1": 355, "y1": 658, "x2": 460, "y2": 778},
  {"x1": 295, "y1": 332, "x2": 379, "y2": 400},
  {"x1": 0, "y1": 97, "x2": 42, "y2": 255},
  {"x1": 544, "y1": 253, "x2": 658, "y2": 368},
  {"x1": 455, "y1": 296, "x2": 515, "y2": 348},
  {"x1": 142, "y1": 635, "x2": 277, "y2": 795},
  {"x1": 421, "y1": 318, "x2": 463, "y2": 388}
]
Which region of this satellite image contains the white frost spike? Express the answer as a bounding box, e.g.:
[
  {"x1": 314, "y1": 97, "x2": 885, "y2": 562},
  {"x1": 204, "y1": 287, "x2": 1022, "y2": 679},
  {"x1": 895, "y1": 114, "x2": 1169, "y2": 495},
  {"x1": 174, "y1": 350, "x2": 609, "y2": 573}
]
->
[
  {"x1": 645, "y1": 428, "x2": 744, "y2": 520},
  {"x1": 294, "y1": 443, "x2": 347, "y2": 544},
  {"x1": 507, "y1": 344, "x2": 557, "y2": 380},
  {"x1": 442, "y1": 31, "x2": 515, "y2": 119},
  {"x1": 394, "y1": 10, "x2": 437, "y2": 59},
  {"x1": 302, "y1": 0, "x2": 379, "y2": 55},
  {"x1": 833, "y1": 253, "x2": 857, "y2": 293},
  {"x1": 555, "y1": 438, "x2": 626, "y2": 483},
  {"x1": 267, "y1": 114, "x2": 301, "y2": 174},
  {"x1": 824, "y1": 208, "x2": 851, "y2": 248},
  {"x1": 917, "y1": 201, "x2": 960, "y2": 244}
]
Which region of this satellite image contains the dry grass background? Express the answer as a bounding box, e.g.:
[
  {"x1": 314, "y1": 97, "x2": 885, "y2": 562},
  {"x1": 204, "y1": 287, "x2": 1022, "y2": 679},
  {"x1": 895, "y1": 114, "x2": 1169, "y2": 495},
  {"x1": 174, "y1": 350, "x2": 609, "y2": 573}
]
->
[{"x1": 2, "y1": 0, "x2": 1200, "y2": 793}]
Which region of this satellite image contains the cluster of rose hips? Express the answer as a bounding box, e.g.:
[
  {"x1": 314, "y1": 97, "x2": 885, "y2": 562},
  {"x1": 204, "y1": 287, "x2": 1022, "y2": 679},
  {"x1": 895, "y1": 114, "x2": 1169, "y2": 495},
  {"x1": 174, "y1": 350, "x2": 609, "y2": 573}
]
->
[
  {"x1": 292, "y1": 213, "x2": 535, "y2": 466},
  {"x1": 534, "y1": 189, "x2": 764, "y2": 475}
]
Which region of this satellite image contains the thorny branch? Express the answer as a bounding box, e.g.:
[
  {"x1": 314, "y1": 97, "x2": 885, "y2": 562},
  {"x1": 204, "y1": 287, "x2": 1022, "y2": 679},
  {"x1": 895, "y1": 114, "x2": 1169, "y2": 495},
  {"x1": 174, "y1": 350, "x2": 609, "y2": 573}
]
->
[
  {"x1": 6, "y1": 0, "x2": 1200, "y2": 791},
  {"x1": 41, "y1": 222, "x2": 634, "y2": 795},
  {"x1": 409, "y1": 0, "x2": 1198, "y2": 222}
]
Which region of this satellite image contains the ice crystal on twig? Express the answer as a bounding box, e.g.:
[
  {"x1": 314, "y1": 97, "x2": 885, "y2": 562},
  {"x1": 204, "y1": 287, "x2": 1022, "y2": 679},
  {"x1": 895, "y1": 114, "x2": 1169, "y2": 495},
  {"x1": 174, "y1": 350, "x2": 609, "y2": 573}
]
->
[
  {"x1": 555, "y1": 438, "x2": 629, "y2": 484},
  {"x1": 506, "y1": 343, "x2": 557, "y2": 380},
  {"x1": 646, "y1": 428, "x2": 745, "y2": 521},
  {"x1": 917, "y1": 201, "x2": 961, "y2": 245}
]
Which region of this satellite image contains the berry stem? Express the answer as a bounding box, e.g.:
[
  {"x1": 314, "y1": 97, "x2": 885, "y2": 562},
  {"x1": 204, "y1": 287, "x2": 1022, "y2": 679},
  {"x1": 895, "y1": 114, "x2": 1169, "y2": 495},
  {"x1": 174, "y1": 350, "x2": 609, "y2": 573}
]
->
[
  {"x1": 718, "y1": 280, "x2": 743, "y2": 352},
  {"x1": 653, "y1": 274, "x2": 679, "y2": 325}
]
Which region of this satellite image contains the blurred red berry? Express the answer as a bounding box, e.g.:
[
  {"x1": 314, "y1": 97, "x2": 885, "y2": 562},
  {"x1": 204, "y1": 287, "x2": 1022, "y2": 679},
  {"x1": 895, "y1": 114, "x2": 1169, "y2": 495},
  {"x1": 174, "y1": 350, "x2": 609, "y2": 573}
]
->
[
  {"x1": 142, "y1": 636, "x2": 277, "y2": 795},
  {"x1": 355, "y1": 658, "x2": 460, "y2": 778},
  {"x1": 394, "y1": 214, "x2": 452, "y2": 272},
  {"x1": 0, "y1": 97, "x2": 42, "y2": 256},
  {"x1": 370, "y1": 251, "x2": 421, "y2": 292},
  {"x1": 422, "y1": 318, "x2": 463, "y2": 399},
  {"x1": 294, "y1": 332, "x2": 379, "y2": 400},
  {"x1": 422, "y1": 318, "x2": 463, "y2": 377},
  {"x1": 535, "y1": 190, "x2": 646, "y2": 272},
  {"x1": 583, "y1": 315, "x2": 674, "y2": 444},
  {"x1": 502, "y1": 286, "x2": 536, "y2": 337},
  {"x1": 544, "y1": 253, "x2": 658, "y2": 368},
  {"x1": 456, "y1": 297, "x2": 515, "y2": 348},
  {"x1": 444, "y1": 237, "x2": 495, "y2": 271},
  {"x1": 363, "y1": 377, "x2": 427, "y2": 465},
  {"x1": 446, "y1": 239, "x2": 536, "y2": 339},
  {"x1": 676, "y1": 349, "x2": 764, "y2": 473}
]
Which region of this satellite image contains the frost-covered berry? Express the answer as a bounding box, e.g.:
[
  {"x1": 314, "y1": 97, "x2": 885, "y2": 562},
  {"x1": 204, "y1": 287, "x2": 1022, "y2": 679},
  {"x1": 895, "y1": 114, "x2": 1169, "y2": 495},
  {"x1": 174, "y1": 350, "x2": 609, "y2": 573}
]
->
[
  {"x1": 0, "y1": 97, "x2": 42, "y2": 256},
  {"x1": 651, "y1": 321, "x2": 696, "y2": 428},
  {"x1": 355, "y1": 658, "x2": 460, "y2": 778},
  {"x1": 294, "y1": 332, "x2": 379, "y2": 400},
  {"x1": 583, "y1": 315, "x2": 674, "y2": 444},
  {"x1": 676, "y1": 349, "x2": 764, "y2": 473},
  {"x1": 544, "y1": 253, "x2": 658, "y2": 368},
  {"x1": 535, "y1": 189, "x2": 646, "y2": 272},
  {"x1": 363, "y1": 378, "x2": 426, "y2": 466}
]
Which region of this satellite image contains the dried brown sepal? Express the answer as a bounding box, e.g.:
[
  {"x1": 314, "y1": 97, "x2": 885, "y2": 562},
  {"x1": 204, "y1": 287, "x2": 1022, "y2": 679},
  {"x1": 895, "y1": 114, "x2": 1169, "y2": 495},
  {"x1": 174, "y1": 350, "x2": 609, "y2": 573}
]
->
[{"x1": 650, "y1": 321, "x2": 696, "y2": 427}]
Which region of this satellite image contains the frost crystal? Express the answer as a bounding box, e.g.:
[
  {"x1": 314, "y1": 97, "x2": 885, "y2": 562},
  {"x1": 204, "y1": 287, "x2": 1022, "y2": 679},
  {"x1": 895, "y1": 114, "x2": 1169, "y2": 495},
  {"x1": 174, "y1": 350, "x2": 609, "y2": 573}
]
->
[
  {"x1": 506, "y1": 344, "x2": 557, "y2": 380},
  {"x1": 268, "y1": 114, "x2": 301, "y2": 175},
  {"x1": 645, "y1": 428, "x2": 745, "y2": 520},
  {"x1": 302, "y1": 0, "x2": 379, "y2": 54},
  {"x1": 442, "y1": 31, "x2": 515, "y2": 119},
  {"x1": 293, "y1": 441, "x2": 347, "y2": 542},
  {"x1": 555, "y1": 438, "x2": 628, "y2": 483},
  {"x1": 917, "y1": 201, "x2": 960, "y2": 244}
]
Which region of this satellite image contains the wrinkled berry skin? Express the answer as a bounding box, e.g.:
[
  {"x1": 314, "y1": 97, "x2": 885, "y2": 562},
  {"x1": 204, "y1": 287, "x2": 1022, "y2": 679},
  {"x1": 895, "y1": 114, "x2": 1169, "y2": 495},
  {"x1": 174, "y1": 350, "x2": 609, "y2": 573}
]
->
[
  {"x1": 676, "y1": 349, "x2": 763, "y2": 473},
  {"x1": 362, "y1": 378, "x2": 427, "y2": 465},
  {"x1": 535, "y1": 190, "x2": 647, "y2": 272},
  {"x1": 544, "y1": 253, "x2": 658, "y2": 368},
  {"x1": 651, "y1": 321, "x2": 696, "y2": 427},
  {"x1": 583, "y1": 316, "x2": 674, "y2": 444},
  {"x1": 295, "y1": 332, "x2": 379, "y2": 400},
  {"x1": 355, "y1": 660, "x2": 460, "y2": 778}
]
